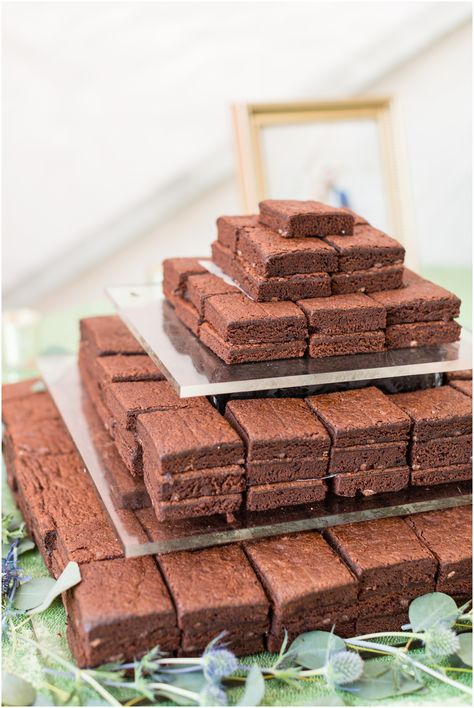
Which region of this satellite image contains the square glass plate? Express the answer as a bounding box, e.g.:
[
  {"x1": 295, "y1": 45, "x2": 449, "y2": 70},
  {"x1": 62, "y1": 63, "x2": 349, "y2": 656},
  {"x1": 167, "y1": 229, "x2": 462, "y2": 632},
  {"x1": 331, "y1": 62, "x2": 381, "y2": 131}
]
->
[
  {"x1": 38, "y1": 355, "x2": 471, "y2": 557},
  {"x1": 106, "y1": 284, "x2": 472, "y2": 398}
]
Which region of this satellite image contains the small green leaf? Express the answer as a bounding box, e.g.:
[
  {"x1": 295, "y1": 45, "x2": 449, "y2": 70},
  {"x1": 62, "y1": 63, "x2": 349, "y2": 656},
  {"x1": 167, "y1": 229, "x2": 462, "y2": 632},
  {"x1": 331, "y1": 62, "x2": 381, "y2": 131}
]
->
[
  {"x1": 2, "y1": 672, "x2": 36, "y2": 706},
  {"x1": 238, "y1": 665, "x2": 265, "y2": 706},
  {"x1": 17, "y1": 538, "x2": 35, "y2": 555},
  {"x1": 409, "y1": 592, "x2": 459, "y2": 632},
  {"x1": 344, "y1": 664, "x2": 424, "y2": 699},
  {"x1": 457, "y1": 633, "x2": 472, "y2": 666},
  {"x1": 166, "y1": 672, "x2": 207, "y2": 706},
  {"x1": 13, "y1": 578, "x2": 56, "y2": 611},
  {"x1": 290, "y1": 631, "x2": 346, "y2": 669}
]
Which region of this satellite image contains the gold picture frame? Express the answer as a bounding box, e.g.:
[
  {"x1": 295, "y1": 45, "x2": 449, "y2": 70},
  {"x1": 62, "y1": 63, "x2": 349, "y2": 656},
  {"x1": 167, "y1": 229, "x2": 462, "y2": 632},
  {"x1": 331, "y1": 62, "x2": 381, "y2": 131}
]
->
[{"x1": 232, "y1": 98, "x2": 416, "y2": 267}]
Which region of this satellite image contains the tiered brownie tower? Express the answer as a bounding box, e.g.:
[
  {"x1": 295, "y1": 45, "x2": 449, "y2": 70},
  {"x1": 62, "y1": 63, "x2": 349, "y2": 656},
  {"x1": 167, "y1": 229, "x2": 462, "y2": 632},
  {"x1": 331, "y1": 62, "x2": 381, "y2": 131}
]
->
[{"x1": 3, "y1": 199, "x2": 472, "y2": 669}]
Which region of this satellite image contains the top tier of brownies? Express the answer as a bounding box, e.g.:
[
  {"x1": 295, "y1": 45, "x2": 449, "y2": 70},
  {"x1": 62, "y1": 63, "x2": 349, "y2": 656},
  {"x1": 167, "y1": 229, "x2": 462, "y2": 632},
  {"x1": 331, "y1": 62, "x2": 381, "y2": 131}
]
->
[{"x1": 163, "y1": 199, "x2": 461, "y2": 365}]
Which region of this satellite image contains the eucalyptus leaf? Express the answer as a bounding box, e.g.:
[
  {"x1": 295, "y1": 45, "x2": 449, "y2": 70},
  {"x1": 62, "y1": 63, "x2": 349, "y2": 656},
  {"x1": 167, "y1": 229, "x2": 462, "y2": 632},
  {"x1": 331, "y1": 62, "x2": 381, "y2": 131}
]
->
[
  {"x1": 167, "y1": 672, "x2": 207, "y2": 706},
  {"x1": 409, "y1": 592, "x2": 459, "y2": 632},
  {"x1": 344, "y1": 665, "x2": 424, "y2": 700},
  {"x1": 290, "y1": 631, "x2": 346, "y2": 669},
  {"x1": 13, "y1": 578, "x2": 56, "y2": 611},
  {"x1": 17, "y1": 538, "x2": 35, "y2": 555},
  {"x1": 456, "y1": 633, "x2": 472, "y2": 666},
  {"x1": 238, "y1": 665, "x2": 265, "y2": 706},
  {"x1": 2, "y1": 672, "x2": 37, "y2": 706},
  {"x1": 21, "y1": 562, "x2": 81, "y2": 615}
]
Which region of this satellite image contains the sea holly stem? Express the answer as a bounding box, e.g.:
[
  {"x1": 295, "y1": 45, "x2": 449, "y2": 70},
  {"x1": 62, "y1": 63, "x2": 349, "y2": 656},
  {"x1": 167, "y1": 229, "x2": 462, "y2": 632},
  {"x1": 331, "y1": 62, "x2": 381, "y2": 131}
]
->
[{"x1": 347, "y1": 638, "x2": 473, "y2": 697}]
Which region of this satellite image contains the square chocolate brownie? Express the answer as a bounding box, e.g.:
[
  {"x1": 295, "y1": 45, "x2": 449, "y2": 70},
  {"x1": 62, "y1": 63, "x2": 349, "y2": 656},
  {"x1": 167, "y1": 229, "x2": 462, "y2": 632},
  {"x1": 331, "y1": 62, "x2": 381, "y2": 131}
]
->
[
  {"x1": 329, "y1": 440, "x2": 408, "y2": 474},
  {"x1": 246, "y1": 478, "x2": 327, "y2": 511},
  {"x1": 165, "y1": 288, "x2": 202, "y2": 336},
  {"x1": 406, "y1": 507, "x2": 472, "y2": 595},
  {"x1": 410, "y1": 463, "x2": 472, "y2": 486},
  {"x1": 298, "y1": 292, "x2": 386, "y2": 334},
  {"x1": 237, "y1": 225, "x2": 338, "y2": 277},
  {"x1": 216, "y1": 214, "x2": 259, "y2": 250},
  {"x1": 95, "y1": 354, "x2": 165, "y2": 386},
  {"x1": 331, "y1": 265, "x2": 404, "y2": 294},
  {"x1": 445, "y1": 369, "x2": 472, "y2": 381},
  {"x1": 137, "y1": 402, "x2": 244, "y2": 474},
  {"x1": 225, "y1": 397, "x2": 330, "y2": 460},
  {"x1": 2, "y1": 392, "x2": 59, "y2": 428},
  {"x1": 306, "y1": 386, "x2": 411, "y2": 447},
  {"x1": 385, "y1": 320, "x2": 461, "y2": 349},
  {"x1": 369, "y1": 275, "x2": 460, "y2": 324},
  {"x1": 149, "y1": 491, "x2": 243, "y2": 521},
  {"x1": 391, "y1": 385, "x2": 472, "y2": 441},
  {"x1": 186, "y1": 272, "x2": 239, "y2": 317},
  {"x1": 410, "y1": 435, "x2": 472, "y2": 470},
  {"x1": 231, "y1": 257, "x2": 332, "y2": 302},
  {"x1": 330, "y1": 466, "x2": 409, "y2": 498},
  {"x1": 204, "y1": 292, "x2": 307, "y2": 344},
  {"x1": 324, "y1": 226, "x2": 405, "y2": 273},
  {"x1": 200, "y1": 323, "x2": 307, "y2": 365},
  {"x1": 80, "y1": 316, "x2": 144, "y2": 356},
  {"x1": 259, "y1": 200, "x2": 354, "y2": 237},
  {"x1": 162, "y1": 257, "x2": 208, "y2": 294},
  {"x1": 309, "y1": 330, "x2": 385, "y2": 358},
  {"x1": 246, "y1": 457, "x2": 329, "y2": 484},
  {"x1": 325, "y1": 517, "x2": 437, "y2": 595},
  {"x1": 449, "y1": 379, "x2": 472, "y2": 397}
]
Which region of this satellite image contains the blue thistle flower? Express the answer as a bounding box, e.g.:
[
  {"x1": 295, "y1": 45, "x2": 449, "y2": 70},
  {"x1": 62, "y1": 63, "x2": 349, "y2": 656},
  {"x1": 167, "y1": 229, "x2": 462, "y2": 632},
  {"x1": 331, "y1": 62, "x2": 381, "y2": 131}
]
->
[
  {"x1": 201, "y1": 648, "x2": 238, "y2": 683},
  {"x1": 199, "y1": 683, "x2": 228, "y2": 706}
]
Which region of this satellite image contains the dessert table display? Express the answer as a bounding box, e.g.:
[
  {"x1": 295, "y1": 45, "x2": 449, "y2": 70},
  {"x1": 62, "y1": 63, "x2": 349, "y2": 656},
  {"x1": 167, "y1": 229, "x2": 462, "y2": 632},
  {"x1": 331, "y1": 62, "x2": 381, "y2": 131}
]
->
[{"x1": 2, "y1": 200, "x2": 472, "y2": 705}]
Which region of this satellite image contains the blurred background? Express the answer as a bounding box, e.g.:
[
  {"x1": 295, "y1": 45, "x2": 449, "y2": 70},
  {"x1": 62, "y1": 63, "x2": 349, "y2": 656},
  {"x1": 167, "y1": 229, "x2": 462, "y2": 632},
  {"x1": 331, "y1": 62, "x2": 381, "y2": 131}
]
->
[{"x1": 2, "y1": 1, "x2": 472, "y2": 363}]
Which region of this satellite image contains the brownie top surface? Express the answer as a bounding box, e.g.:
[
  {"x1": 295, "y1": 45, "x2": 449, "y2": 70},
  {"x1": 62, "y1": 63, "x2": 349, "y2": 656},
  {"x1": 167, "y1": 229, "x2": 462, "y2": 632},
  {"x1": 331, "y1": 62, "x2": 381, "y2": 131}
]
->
[
  {"x1": 298, "y1": 292, "x2": 385, "y2": 313},
  {"x1": 244, "y1": 532, "x2": 357, "y2": 610},
  {"x1": 96, "y1": 354, "x2": 164, "y2": 382},
  {"x1": 217, "y1": 214, "x2": 259, "y2": 228},
  {"x1": 225, "y1": 398, "x2": 330, "y2": 446},
  {"x1": 259, "y1": 199, "x2": 352, "y2": 218},
  {"x1": 80, "y1": 316, "x2": 144, "y2": 355},
  {"x1": 326, "y1": 517, "x2": 434, "y2": 575},
  {"x1": 159, "y1": 545, "x2": 268, "y2": 622},
  {"x1": 407, "y1": 507, "x2": 472, "y2": 565},
  {"x1": 138, "y1": 403, "x2": 243, "y2": 456},
  {"x1": 391, "y1": 386, "x2": 472, "y2": 424},
  {"x1": 163, "y1": 257, "x2": 208, "y2": 275},
  {"x1": 307, "y1": 387, "x2": 411, "y2": 438},
  {"x1": 72, "y1": 557, "x2": 175, "y2": 624},
  {"x1": 324, "y1": 225, "x2": 404, "y2": 253},
  {"x1": 239, "y1": 226, "x2": 338, "y2": 257},
  {"x1": 106, "y1": 380, "x2": 191, "y2": 413},
  {"x1": 370, "y1": 276, "x2": 460, "y2": 307},
  {"x1": 187, "y1": 272, "x2": 239, "y2": 297},
  {"x1": 2, "y1": 378, "x2": 42, "y2": 402},
  {"x1": 2, "y1": 392, "x2": 59, "y2": 427},
  {"x1": 206, "y1": 292, "x2": 305, "y2": 322}
]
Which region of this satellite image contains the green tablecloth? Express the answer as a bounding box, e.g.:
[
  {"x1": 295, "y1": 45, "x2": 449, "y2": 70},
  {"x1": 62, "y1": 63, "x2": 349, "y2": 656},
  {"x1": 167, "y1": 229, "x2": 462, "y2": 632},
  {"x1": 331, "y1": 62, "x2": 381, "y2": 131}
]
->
[{"x1": 2, "y1": 267, "x2": 472, "y2": 706}]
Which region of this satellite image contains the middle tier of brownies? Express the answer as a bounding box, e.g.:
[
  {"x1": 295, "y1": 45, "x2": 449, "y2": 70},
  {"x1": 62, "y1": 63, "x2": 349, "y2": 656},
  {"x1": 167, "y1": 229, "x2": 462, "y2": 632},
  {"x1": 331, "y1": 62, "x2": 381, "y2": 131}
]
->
[{"x1": 75, "y1": 315, "x2": 472, "y2": 522}]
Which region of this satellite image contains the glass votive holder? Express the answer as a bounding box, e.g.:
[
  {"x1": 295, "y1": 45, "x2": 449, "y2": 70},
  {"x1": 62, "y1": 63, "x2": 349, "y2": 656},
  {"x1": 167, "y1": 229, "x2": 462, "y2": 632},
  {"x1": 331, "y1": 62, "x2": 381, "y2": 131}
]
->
[{"x1": 2, "y1": 308, "x2": 41, "y2": 381}]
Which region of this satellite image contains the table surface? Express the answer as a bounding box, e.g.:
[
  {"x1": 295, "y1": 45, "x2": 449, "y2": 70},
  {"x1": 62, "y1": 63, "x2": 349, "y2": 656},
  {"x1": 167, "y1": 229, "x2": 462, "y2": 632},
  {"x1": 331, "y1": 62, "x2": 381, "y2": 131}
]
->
[{"x1": 2, "y1": 266, "x2": 472, "y2": 705}]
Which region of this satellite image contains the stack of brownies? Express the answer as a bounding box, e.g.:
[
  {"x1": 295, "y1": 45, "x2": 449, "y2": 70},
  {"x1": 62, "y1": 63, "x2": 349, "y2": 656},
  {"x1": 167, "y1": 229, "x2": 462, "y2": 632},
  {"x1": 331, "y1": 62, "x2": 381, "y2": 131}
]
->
[
  {"x1": 392, "y1": 385, "x2": 473, "y2": 487},
  {"x1": 3, "y1": 379, "x2": 472, "y2": 666},
  {"x1": 163, "y1": 199, "x2": 461, "y2": 364}
]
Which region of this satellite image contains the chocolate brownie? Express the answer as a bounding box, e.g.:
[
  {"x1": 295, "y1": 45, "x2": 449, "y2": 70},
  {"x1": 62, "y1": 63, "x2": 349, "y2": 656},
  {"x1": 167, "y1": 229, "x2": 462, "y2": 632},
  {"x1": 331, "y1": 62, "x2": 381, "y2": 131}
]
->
[
  {"x1": 166, "y1": 287, "x2": 202, "y2": 336},
  {"x1": 370, "y1": 276, "x2": 460, "y2": 325},
  {"x1": 325, "y1": 517, "x2": 437, "y2": 595},
  {"x1": 143, "y1": 465, "x2": 245, "y2": 502},
  {"x1": 298, "y1": 293, "x2": 386, "y2": 334},
  {"x1": 246, "y1": 457, "x2": 329, "y2": 485},
  {"x1": 331, "y1": 264, "x2": 404, "y2": 294},
  {"x1": 385, "y1": 320, "x2": 461, "y2": 349},
  {"x1": 449, "y1": 379, "x2": 472, "y2": 397},
  {"x1": 410, "y1": 435, "x2": 472, "y2": 470},
  {"x1": 324, "y1": 226, "x2": 405, "y2": 273},
  {"x1": 244, "y1": 532, "x2": 358, "y2": 637},
  {"x1": 5, "y1": 417, "x2": 76, "y2": 457},
  {"x1": 151, "y1": 492, "x2": 243, "y2": 521},
  {"x1": 307, "y1": 387, "x2": 411, "y2": 447},
  {"x1": 391, "y1": 386, "x2": 472, "y2": 441},
  {"x1": 225, "y1": 398, "x2": 331, "y2": 460},
  {"x1": 411, "y1": 463, "x2": 472, "y2": 486},
  {"x1": 204, "y1": 292, "x2": 307, "y2": 343},
  {"x1": 259, "y1": 200, "x2": 354, "y2": 237},
  {"x1": 158, "y1": 544, "x2": 269, "y2": 627},
  {"x1": 406, "y1": 507, "x2": 472, "y2": 595},
  {"x1": 309, "y1": 330, "x2": 385, "y2": 358},
  {"x1": 2, "y1": 391, "x2": 59, "y2": 427},
  {"x1": 104, "y1": 380, "x2": 201, "y2": 431},
  {"x1": 330, "y1": 440, "x2": 408, "y2": 473},
  {"x1": 136, "y1": 402, "x2": 244, "y2": 473},
  {"x1": 162, "y1": 257, "x2": 208, "y2": 294},
  {"x1": 445, "y1": 369, "x2": 472, "y2": 381},
  {"x1": 237, "y1": 225, "x2": 338, "y2": 277},
  {"x1": 80, "y1": 315, "x2": 145, "y2": 356},
  {"x1": 216, "y1": 214, "x2": 259, "y2": 250},
  {"x1": 200, "y1": 322, "x2": 307, "y2": 364},
  {"x1": 2, "y1": 377, "x2": 43, "y2": 401},
  {"x1": 181, "y1": 624, "x2": 266, "y2": 657},
  {"x1": 186, "y1": 272, "x2": 239, "y2": 316},
  {"x1": 330, "y1": 466, "x2": 409, "y2": 498},
  {"x1": 356, "y1": 612, "x2": 408, "y2": 635},
  {"x1": 230, "y1": 254, "x2": 332, "y2": 302},
  {"x1": 246, "y1": 478, "x2": 327, "y2": 511},
  {"x1": 65, "y1": 557, "x2": 179, "y2": 667},
  {"x1": 95, "y1": 354, "x2": 164, "y2": 386}
]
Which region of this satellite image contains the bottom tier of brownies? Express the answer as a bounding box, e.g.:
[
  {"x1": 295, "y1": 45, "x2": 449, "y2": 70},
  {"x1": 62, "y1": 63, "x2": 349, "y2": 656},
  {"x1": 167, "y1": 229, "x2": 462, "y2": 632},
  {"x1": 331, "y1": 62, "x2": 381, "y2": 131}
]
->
[{"x1": 2, "y1": 379, "x2": 472, "y2": 668}]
